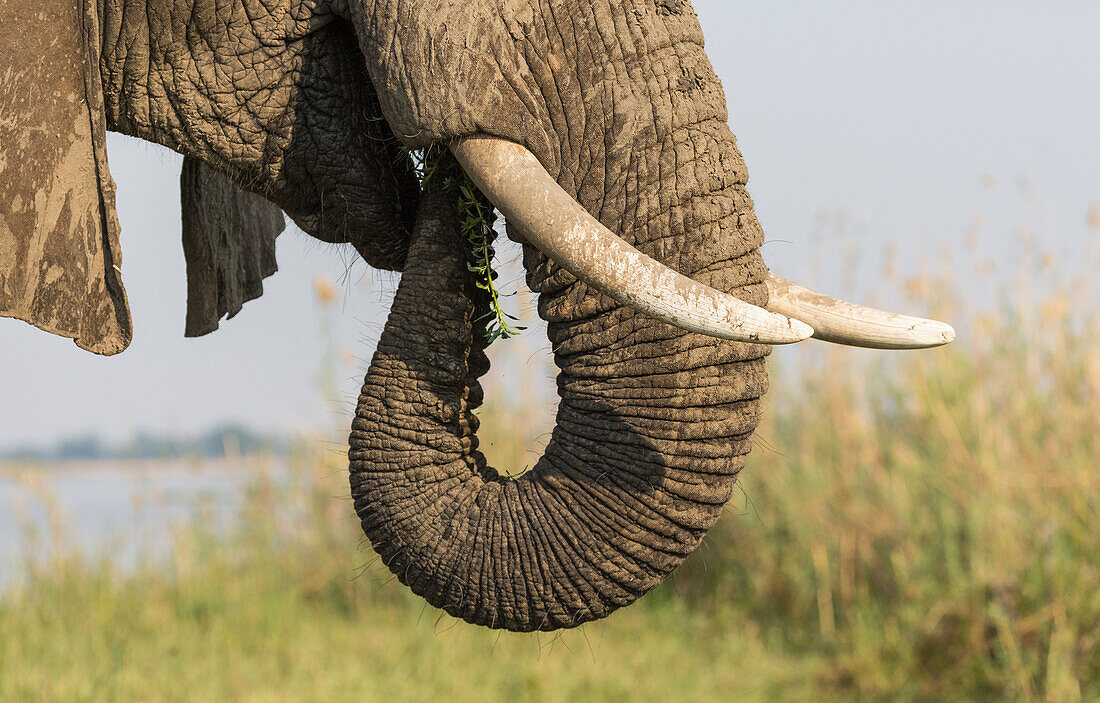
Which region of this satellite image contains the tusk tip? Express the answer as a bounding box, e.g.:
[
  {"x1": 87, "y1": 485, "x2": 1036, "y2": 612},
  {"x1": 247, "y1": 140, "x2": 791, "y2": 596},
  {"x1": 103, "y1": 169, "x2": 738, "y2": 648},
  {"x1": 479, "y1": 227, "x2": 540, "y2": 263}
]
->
[
  {"x1": 749, "y1": 315, "x2": 815, "y2": 345},
  {"x1": 924, "y1": 320, "x2": 956, "y2": 347},
  {"x1": 789, "y1": 317, "x2": 816, "y2": 343},
  {"x1": 940, "y1": 324, "x2": 956, "y2": 346},
  {"x1": 893, "y1": 319, "x2": 955, "y2": 349},
  {"x1": 746, "y1": 313, "x2": 814, "y2": 345}
]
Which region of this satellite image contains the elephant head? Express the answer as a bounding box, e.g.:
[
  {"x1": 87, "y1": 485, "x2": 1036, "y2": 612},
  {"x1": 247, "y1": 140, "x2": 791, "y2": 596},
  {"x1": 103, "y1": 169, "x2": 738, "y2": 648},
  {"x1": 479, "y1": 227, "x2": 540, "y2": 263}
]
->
[{"x1": 0, "y1": 0, "x2": 953, "y2": 631}]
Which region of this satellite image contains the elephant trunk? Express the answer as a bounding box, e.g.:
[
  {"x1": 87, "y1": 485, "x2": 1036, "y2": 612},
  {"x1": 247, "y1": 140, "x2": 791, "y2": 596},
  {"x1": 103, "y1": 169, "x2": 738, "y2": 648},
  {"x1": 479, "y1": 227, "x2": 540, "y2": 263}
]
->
[{"x1": 349, "y1": 141, "x2": 769, "y2": 630}]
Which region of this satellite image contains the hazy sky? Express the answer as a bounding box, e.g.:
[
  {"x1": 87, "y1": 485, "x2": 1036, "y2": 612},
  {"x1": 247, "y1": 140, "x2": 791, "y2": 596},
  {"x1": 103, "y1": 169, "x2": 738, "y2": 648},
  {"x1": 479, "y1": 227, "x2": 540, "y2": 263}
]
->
[{"x1": 2, "y1": 1, "x2": 1098, "y2": 448}]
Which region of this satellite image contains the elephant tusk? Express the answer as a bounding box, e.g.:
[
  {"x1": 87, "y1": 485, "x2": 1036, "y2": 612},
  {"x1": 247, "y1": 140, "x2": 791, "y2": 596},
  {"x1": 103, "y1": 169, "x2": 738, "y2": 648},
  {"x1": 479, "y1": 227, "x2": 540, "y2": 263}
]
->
[
  {"x1": 764, "y1": 274, "x2": 956, "y2": 349},
  {"x1": 449, "y1": 136, "x2": 814, "y2": 345}
]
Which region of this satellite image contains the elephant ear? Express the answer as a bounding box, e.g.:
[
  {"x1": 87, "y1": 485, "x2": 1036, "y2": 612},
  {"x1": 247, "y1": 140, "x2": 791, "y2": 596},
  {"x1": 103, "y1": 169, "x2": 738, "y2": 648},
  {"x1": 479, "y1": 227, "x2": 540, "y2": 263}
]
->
[
  {"x1": 0, "y1": 0, "x2": 132, "y2": 355},
  {"x1": 180, "y1": 157, "x2": 285, "y2": 337}
]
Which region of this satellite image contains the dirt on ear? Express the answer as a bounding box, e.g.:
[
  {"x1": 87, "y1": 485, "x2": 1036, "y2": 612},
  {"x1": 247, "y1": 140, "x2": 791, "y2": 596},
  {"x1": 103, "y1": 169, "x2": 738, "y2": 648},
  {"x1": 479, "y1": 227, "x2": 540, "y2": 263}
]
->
[{"x1": 0, "y1": 0, "x2": 131, "y2": 355}]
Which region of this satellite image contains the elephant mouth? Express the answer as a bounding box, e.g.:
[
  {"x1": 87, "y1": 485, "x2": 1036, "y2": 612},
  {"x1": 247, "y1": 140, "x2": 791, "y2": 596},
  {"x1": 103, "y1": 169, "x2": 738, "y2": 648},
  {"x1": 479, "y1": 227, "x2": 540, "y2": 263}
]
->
[{"x1": 452, "y1": 135, "x2": 955, "y2": 350}]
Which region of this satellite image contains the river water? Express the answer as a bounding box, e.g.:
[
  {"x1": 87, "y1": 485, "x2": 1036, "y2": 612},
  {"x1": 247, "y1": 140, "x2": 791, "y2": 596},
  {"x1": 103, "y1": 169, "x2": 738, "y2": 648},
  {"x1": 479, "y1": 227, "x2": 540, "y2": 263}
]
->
[{"x1": 0, "y1": 459, "x2": 283, "y2": 589}]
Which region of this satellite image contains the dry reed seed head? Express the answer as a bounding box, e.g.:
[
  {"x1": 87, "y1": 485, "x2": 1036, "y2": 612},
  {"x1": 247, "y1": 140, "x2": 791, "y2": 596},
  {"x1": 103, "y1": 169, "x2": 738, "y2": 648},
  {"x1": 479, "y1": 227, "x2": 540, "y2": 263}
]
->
[
  {"x1": 881, "y1": 244, "x2": 898, "y2": 279},
  {"x1": 904, "y1": 276, "x2": 933, "y2": 301},
  {"x1": 314, "y1": 275, "x2": 337, "y2": 306}
]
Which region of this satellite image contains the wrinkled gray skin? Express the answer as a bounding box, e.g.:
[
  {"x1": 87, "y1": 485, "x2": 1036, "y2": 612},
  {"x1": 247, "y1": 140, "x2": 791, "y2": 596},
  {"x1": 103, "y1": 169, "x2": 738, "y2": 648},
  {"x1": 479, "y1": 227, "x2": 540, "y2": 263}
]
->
[{"x1": 5, "y1": 0, "x2": 771, "y2": 631}]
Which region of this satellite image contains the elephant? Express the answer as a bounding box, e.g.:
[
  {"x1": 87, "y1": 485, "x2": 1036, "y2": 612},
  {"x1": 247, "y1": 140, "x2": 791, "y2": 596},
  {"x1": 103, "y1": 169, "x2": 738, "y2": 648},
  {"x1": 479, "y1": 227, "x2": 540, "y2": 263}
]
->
[{"x1": 0, "y1": 0, "x2": 953, "y2": 631}]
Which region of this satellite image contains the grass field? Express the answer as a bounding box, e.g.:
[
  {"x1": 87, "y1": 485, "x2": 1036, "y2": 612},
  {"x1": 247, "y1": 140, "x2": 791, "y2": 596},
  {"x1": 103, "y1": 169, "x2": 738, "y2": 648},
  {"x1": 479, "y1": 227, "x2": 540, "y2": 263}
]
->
[{"x1": 2, "y1": 262, "x2": 1098, "y2": 702}]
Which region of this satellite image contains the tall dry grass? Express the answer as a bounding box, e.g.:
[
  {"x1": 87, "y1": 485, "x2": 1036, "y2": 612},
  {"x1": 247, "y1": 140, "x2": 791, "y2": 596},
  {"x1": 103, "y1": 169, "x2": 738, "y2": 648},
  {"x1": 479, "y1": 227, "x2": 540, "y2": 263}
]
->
[{"x1": 667, "y1": 283, "x2": 1100, "y2": 700}]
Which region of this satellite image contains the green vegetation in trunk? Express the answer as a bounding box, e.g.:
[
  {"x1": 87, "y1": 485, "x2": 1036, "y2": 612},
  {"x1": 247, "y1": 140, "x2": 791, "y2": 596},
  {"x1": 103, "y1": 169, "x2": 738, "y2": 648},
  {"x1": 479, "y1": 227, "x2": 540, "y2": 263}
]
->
[{"x1": 409, "y1": 147, "x2": 525, "y2": 343}]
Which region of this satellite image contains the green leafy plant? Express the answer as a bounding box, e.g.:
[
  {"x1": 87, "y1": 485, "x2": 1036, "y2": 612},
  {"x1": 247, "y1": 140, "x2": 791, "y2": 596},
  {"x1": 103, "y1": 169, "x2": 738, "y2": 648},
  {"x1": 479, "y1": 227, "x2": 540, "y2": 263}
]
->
[
  {"x1": 455, "y1": 180, "x2": 525, "y2": 342},
  {"x1": 410, "y1": 147, "x2": 525, "y2": 343}
]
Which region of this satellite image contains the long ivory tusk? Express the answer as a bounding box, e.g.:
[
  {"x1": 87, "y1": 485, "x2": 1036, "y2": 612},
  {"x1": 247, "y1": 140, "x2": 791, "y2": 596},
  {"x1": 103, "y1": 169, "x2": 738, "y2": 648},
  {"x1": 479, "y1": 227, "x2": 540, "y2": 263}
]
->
[
  {"x1": 764, "y1": 274, "x2": 956, "y2": 349},
  {"x1": 449, "y1": 136, "x2": 813, "y2": 345}
]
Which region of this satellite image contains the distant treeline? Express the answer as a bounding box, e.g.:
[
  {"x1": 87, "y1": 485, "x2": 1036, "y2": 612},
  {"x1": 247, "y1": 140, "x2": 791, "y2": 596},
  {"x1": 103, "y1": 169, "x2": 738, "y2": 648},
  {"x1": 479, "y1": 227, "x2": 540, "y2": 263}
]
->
[{"x1": 0, "y1": 425, "x2": 292, "y2": 462}]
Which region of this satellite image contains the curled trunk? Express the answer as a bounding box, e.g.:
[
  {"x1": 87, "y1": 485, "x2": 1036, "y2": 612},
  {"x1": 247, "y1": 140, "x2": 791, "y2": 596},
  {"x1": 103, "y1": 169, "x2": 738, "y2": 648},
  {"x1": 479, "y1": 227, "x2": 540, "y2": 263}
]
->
[{"x1": 349, "y1": 163, "x2": 768, "y2": 631}]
